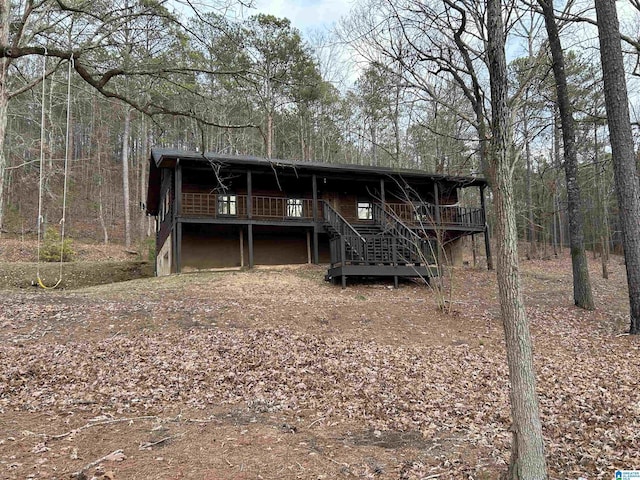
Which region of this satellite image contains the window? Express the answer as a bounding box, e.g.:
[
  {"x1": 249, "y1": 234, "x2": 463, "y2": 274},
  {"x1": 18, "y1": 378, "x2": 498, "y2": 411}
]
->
[
  {"x1": 217, "y1": 195, "x2": 237, "y2": 215},
  {"x1": 286, "y1": 198, "x2": 303, "y2": 217},
  {"x1": 414, "y1": 203, "x2": 431, "y2": 223},
  {"x1": 357, "y1": 201, "x2": 372, "y2": 220}
]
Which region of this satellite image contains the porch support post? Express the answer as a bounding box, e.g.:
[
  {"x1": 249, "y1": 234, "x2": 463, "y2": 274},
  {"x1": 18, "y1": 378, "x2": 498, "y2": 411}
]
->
[
  {"x1": 380, "y1": 178, "x2": 385, "y2": 206},
  {"x1": 247, "y1": 169, "x2": 254, "y2": 268},
  {"x1": 480, "y1": 185, "x2": 493, "y2": 270},
  {"x1": 247, "y1": 170, "x2": 253, "y2": 220},
  {"x1": 174, "y1": 161, "x2": 182, "y2": 273},
  {"x1": 307, "y1": 230, "x2": 312, "y2": 264},
  {"x1": 175, "y1": 161, "x2": 182, "y2": 217},
  {"x1": 312, "y1": 174, "x2": 319, "y2": 264},
  {"x1": 248, "y1": 224, "x2": 254, "y2": 268},
  {"x1": 240, "y1": 227, "x2": 244, "y2": 268}
]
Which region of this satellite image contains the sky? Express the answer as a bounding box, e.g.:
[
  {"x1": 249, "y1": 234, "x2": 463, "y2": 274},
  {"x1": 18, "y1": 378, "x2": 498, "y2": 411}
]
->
[{"x1": 250, "y1": 0, "x2": 353, "y2": 33}]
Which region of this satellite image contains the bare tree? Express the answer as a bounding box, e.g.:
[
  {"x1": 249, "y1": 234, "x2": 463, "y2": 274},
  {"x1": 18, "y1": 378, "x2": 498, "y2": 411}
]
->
[
  {"x1": 537, "y1": 0, "x2": 594, "y2": 310},
  {"x1": 0, "y1": 0, "x2": 255, "y2": 229},
  {"x1": 486, "y1": 0, "x2": 548, "y2": 477},
  {"x1": 595, "y1": 0, "x2": 640, "y2": 334},
  {"x1": 121, "y1": 106, "x2": 132, "y2": 248}
]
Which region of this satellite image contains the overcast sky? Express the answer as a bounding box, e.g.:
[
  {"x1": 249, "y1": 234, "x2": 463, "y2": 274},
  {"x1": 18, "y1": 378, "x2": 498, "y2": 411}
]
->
[{"x1": 251, "y1": 0, "x2": 353, "y2": 33}]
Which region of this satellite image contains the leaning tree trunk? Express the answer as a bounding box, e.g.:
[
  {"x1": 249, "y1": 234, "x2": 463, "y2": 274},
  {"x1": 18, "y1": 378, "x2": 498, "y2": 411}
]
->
[
  {"x1": 595, "y1": 0, "x2": 640, "y2": 334},
  {"x1": 486, "y1": 0, "x2": 548, "y2": 478},
  {"x1": 539, "y1": 0, "x2": 594, "y2": 310}
]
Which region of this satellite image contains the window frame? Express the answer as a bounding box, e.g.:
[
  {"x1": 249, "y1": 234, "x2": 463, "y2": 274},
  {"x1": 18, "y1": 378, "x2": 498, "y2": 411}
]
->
[
  {"x1": 286, "y1": 198, "x2": 304, "y2": 218},
  {"x1": 217, "y1": 194, "x2": 237, "y2": 216},
  {"x1": 357, "y1": 201, "x2": 372, "y2": 220}
]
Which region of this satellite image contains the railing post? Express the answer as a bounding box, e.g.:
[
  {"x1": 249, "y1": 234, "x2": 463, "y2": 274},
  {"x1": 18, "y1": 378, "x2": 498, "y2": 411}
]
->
[
  {"x1": 433, "y1": 183, "x2": 441, "y2": 227},
  {"x1": 312, "y1": 175, "x2": 318, "y2": 222},
  {"x1": 392, "y1": 236, "x2": 397, "y2": 266},
  {"x1": 247, "y1": 170, "x2": 252, "y2": 220}
]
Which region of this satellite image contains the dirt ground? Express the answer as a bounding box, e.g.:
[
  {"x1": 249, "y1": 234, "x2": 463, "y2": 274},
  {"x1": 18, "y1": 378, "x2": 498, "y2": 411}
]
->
[{"x1": 0, "y1": 250, "x2": 638, "y2": 479}]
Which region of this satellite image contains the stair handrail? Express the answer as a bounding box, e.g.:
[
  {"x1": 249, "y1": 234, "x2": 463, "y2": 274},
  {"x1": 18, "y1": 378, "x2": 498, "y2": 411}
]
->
[
  {"x1": 373, "y1": 203, "x2": 437, "y2": 265},
  {"x1": 377, "y1": 205, "x2": 422, "y2": 241},
  {"x1": 322, "y1": 201, "x2": 366, "y2": 243},
  {"x1": 375, "y1": 203, "x2": 422, "y2": 243}
]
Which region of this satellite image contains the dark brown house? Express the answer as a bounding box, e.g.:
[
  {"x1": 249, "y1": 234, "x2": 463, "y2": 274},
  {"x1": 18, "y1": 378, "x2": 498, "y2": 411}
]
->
[{"x1": 146, "y1": 149, "x2": 490, "y2": 286}]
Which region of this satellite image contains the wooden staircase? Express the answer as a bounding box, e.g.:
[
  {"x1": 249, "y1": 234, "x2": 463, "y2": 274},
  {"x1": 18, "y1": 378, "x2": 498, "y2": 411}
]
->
[{"x1": 322, "y1": 201, "x2": 437, "y2": 287}]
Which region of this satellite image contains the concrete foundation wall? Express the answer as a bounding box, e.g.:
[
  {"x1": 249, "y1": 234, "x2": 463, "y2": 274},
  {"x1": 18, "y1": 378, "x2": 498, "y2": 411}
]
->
[
  {"x1": 156, "y1": 233, "x2": 173, "y2": 276},
  {"x1": 444, "y1": 237, "x2": 464, "y2": 266}
]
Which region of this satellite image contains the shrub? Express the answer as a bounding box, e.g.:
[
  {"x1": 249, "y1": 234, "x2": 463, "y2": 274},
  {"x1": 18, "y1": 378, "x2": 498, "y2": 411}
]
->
[{"x1": 40, "y1": 227, "x2": 75, "y2": 262}]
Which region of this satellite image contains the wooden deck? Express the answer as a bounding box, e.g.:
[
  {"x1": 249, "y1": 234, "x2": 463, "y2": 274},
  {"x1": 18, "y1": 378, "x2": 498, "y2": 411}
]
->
[{"x1": 180, "y1": 193, "x2": 485, "y2": 231}]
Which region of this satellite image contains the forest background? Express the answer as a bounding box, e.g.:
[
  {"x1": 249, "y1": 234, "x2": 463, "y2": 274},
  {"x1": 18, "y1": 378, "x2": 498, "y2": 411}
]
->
[{"x1": 1, "y1": 0, "x2": 639, "y2": 259}]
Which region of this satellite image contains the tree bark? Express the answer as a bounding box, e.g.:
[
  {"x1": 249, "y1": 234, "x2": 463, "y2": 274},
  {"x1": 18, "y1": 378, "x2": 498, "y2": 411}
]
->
[
  {"x1": 595, "y1": 0, "x2": 640, "y2": 334},
  {"x1": 266, "y1": 112, "x2": 273, "y2": 158},
  {"x1": 539, "y1": 0, "x2": 594, "y2": 310},
  {"x1": 486, "y1": 0, "x2": 548, "y2": 477},
  {"x1": 140, "y1": 115, "x2": 149, "y2": 241},
  {"x1": 524, "y1": 112, "x2": 536, "y2": 259},
  {"x1": 0, "y1": 0, "x2": 10, "y2": 232},
  {"x1": 121, "y1": 106, "x2": 132, "y2": 248}
]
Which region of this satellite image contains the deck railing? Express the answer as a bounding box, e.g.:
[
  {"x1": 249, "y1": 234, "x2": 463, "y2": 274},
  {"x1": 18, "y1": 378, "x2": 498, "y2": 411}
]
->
[
  {"x1": 387, "y1": 202, "x2": 484, "y2": 229},
  {"x1": 181, "y1": 193, "x2": 321, "y2": 221},
  {"x1": 329, "y1": 234, "x2": 436, "y2": 268},
  {"x1": 181, "y1": 193, "x2": 483, "y2": 229}
]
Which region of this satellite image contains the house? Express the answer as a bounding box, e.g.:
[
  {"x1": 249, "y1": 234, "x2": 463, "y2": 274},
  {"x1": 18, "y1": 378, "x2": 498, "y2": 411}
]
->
[{"x1": 145, "y1": 149, "x2": 491, "y2": 286}]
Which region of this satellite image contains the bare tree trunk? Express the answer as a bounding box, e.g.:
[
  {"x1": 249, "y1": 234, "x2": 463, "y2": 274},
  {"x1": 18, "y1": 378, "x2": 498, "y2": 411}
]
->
[
  {"x1": 370, "y1": 122, "x2": 378, "y2": 166},
  {"x1": 486, "y1": 1, "x2": 548, "y2": 477},
  {"x1": 595, "y1": 0, "x2": 640, "y2": 334},
  {"x1": 140, "y1": 115, "x2": 149, "y2": 241},
  {"x1": 524, "y1": 113, "x2": 536, "y2": 259},
  {"x1": 122, "y1": 106, "x2": 132, "y2": 248},
  {"x1": 0, "y1": 78, "x2": 7, "y2": 233},
  {"x1": 266, "y1": 112, "x2": 273, "y2": 158},
  {"x1": 393, "y1": 75, "x2": 401, "y2": 167},
  {"x1": 539, "y1": 0, "x2": 594, "y2": 310},
  {"x1": 0, "y1": 0, "x2": 8, "y2": 232},
  {"x1": 96, "y1": 141, "x2": 109, "y2": 245}
]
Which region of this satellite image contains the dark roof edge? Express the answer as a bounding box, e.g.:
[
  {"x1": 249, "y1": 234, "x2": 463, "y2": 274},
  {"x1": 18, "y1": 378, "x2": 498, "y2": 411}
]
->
[{"x1": 150, "y1": 148, "x2": 488, "y2": 186}]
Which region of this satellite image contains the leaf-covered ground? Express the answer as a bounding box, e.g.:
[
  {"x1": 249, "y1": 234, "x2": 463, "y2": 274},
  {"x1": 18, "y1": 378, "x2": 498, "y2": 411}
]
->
[{"x1": 0, "y1": 256, "x2": 638, "y2": 479}]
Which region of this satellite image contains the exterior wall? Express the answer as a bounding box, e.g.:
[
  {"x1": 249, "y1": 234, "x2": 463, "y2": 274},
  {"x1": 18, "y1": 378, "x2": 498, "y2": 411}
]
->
[
  {"x1": 182, "y1": 224, "x2": 243, "y2": 270},
  {"x1": 157, "y1": 169, "x2": 174, "y2": 249},
  {"x1": 156, "y1": 233, "x2": 173, "y2": 276},
  {"x1": 253, "y1": 226, "x2": 309, "y2": 265},
  {"x1": 318, "y1": 233, "x2": 331, "y2": 263},
  {"x1": 178, "y1": 224, "x2": 325, "y2": 270}
]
